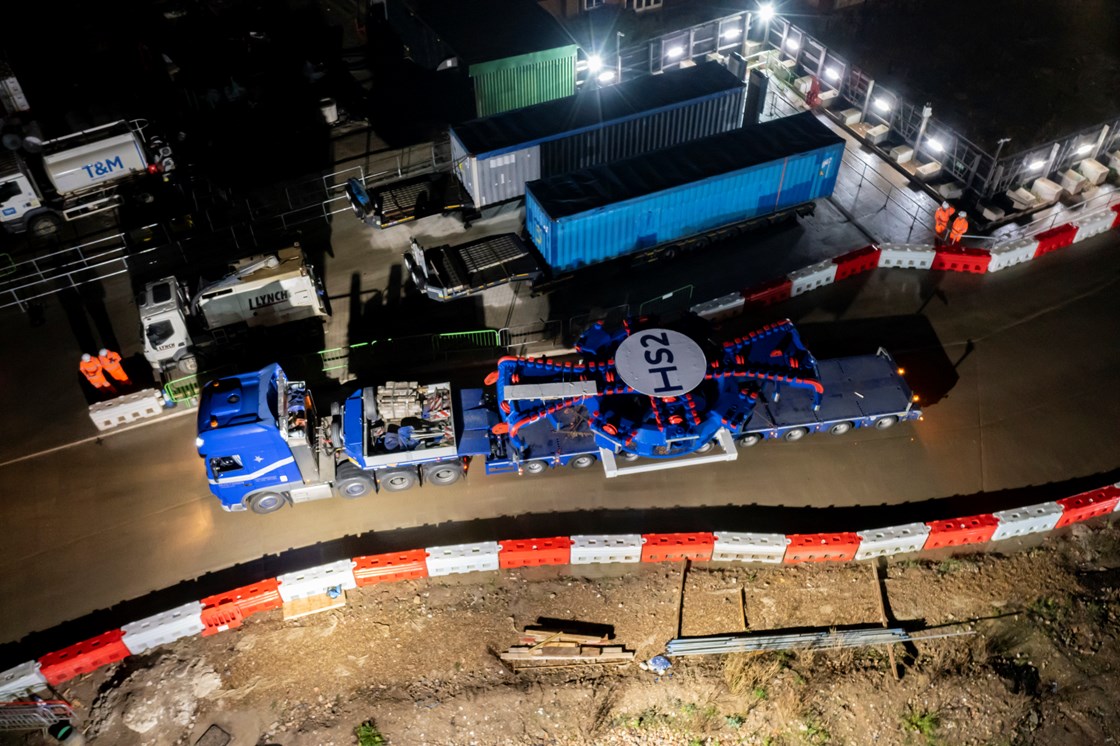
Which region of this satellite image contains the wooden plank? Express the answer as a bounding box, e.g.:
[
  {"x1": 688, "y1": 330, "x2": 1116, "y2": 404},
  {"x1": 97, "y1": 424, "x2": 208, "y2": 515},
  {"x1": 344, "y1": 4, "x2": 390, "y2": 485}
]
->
[
  {"x1": 871, "y1": 562, "x2": 901, "y2": 681},
  {"x1": 522, "y1": 628, "x2": 609, "y2": 644},
  {"x1": 282, "y1": 593, "x2": 346, "y2": 621}
]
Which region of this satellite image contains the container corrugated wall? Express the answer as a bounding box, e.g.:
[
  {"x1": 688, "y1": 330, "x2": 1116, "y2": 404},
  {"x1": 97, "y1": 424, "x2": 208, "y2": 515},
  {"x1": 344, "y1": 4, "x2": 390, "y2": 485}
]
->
[
  {"x1": 454, "y1": 84, "x2": 745, "y2": 207},
  {"x1": 525, "y1": 142, "x2": 845, "y2": 273},
  {"x1": 469, "y1": 47, "x2": 577, "y2": 117}
]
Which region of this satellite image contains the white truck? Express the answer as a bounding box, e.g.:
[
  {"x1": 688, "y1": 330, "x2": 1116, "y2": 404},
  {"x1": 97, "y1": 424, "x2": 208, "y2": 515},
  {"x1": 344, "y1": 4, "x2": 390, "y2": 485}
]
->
[
  {"x1": 139, "y1": 245, "x2": 329, "y2": 375},
  {"x1": 0, "y1": 119, "x2": 174, "y2": 238}
]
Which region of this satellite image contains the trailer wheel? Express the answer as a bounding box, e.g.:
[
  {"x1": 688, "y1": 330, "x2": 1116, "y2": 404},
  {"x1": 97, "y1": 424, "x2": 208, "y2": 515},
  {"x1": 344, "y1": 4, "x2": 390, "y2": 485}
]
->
[
  {"x1": 246, "y1": 491, "x2": 286, "y2": 514},
  {"x1": 695, "y1": 440, "x2": 715, "y2": 453},
  {"x1": 424, "y1": 461, "x2": 463, "y2": 486},
  {"x1": 523, "y1": 460, "x2": 547, "y2": 475},
  {"x1": 28, "y1": 213, "x2": 63, "y2": 240},
  {"x1": 568, "y1": 454, "x2": 597, "y2": 469},
  {"x1": 736, "y1": 434, "x2": 762, "y2": 448},
  {"x1": 874, "y1": 416, "x2": 898, "y2": 430},
  {"x1": 783, "y1": 427, "x2": 809, "y2": 442},
  {"x1": 618, "y1": 451, "x2": 640, "y2": 462},
  {"x1": 829, "y1": 421, "x2": 853, "y2": 436},
  {"x1": 379, "y1": 469, "x2": 417, "y2": 491},
  {"x1": 335, "y1": 463, "x2": 375, "y2": 498}
]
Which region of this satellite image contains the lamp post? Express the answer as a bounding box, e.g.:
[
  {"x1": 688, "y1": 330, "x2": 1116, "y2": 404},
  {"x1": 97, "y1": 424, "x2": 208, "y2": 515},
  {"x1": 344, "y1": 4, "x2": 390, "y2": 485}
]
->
[{"x1": 617, "y1": 31, "x2": 624, "y2": 81}]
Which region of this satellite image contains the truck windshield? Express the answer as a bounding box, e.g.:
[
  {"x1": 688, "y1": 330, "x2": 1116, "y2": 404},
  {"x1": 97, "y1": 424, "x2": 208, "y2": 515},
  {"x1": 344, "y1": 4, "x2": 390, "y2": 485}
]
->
[
  {"x1": 150, "y1": 282, "x2": 173, "y2": 304},
  {"x1": 145, "y1": 320, "x2": 175, "y2": 347},
  {"x1": 209, "y1": 455, "x2": 243, "y2": 476}
]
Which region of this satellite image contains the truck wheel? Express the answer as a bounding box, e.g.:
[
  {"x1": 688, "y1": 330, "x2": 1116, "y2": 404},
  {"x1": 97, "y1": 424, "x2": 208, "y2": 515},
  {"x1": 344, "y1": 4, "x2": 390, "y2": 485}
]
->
[
  {"x1": 783, "y1": 427, "x2": 809, "y2": 442},
  {"x1": 523, "y1": 460, "x2": 547, "y2": 475},
  {"x1": 829, "y1": 421, "x2": 853, "y2": 436},
  {"x1": 696, "y1": 440, "x2": 715, "y2": 453},
  {"x1": 246, "y1": 491, "x2": 286, "y2": 514},
  {"x1": 568, "y1": 454, "x2": 596, "y2": 469},
  {"x1": 177, "y1": 355, "x2": 199, "y2": 375},
  {"x1": 424, "y1": 461, "x2": 463, "y2": 486},
  {"x1": 335, "y1": 463, "x2": 375, "y2": 498},
  {"x1": 874, "y1": 416, "x2": 898, "y2": 430},
  {"x1": 28, "y1": 213, "x2": 63, "y2": 240},
  {"x1": 378, "y1": 469, "x2": 417, "y2": 492},
  {"x1": 736, "y1": 434, "x2": 761, "y2": 448},
  {"x1": 618, "y1": 451, "x2": 640, "y2": 462}
]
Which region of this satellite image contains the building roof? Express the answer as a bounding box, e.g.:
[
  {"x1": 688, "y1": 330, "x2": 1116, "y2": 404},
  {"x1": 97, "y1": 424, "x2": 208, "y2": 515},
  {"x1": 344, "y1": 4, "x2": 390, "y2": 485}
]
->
[
  {"x1": 399, "y1": 0, "x2": 575, "y2": 66},
  {"x1": 451, "y1": 62, "x2": 744, "y2": 156},
  {"x1": 526, "y1": 112, "x2": 844, "y2": 219}
]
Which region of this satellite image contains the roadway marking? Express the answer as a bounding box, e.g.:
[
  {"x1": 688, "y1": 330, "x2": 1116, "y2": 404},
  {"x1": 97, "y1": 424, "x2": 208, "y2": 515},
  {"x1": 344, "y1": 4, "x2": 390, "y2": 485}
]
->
[{"x1": 0, "y1": 406, "x2": 197, "y2": 469}]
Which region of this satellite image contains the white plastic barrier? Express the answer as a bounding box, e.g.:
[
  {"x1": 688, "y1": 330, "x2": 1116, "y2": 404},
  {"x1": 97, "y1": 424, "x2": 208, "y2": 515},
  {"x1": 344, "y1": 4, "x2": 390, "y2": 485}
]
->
[
  {"x1": 855, "y1": 523, "x2": 932, "y2": 560},
  {"x1": 987, "y1": 237, "x2": 1039, "y2": 272},
  {"x1": 878, "y1": 244, "x2": 936, "y2": 270},
  {"x1": 692, "y1": 292, "x2": 746, "y2": 320},
  {"x1": 0, "y1": 660, "x2": 47, "y2": 699},
  {"x1": 991, "y1": 502, "x2": 1064, "y2": 541},
  {"x1": 569, "y1": 535, "x2": 644, "y2": 564},
  {"x1": 88, "y1": 389, "x2": 164, "y2": 431},
  {"x1": 789, "y1": 260, "x2": 838, "y2": 297},
  {"x1": 277, "y1": 559, "x2": 358, "y2": 602},
  {"x1": 425, "y1": 541, "x2": 501, "y2": 576},
  {"x1": 711, "y1": 532, "x2": 790, "y2": 563},
  {"x1": 122, "y1": 601, "x2": 206, "y2": 655},
  {"x1": 1072, "y1": 209, "x2": 1116, "y2": 241}
]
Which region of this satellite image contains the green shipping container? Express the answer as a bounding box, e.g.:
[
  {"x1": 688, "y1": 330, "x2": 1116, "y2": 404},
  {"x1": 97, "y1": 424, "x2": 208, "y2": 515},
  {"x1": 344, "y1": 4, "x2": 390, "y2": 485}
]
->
[{"x1": 469, "y1": 46, "x2": 577, "y2": 117}]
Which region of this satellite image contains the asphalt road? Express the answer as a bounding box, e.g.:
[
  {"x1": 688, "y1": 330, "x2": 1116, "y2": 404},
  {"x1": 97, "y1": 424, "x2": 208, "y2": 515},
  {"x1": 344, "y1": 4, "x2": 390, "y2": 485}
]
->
[{"x1": 1, "y1": 228, "x2": 1117, "y2": 647}]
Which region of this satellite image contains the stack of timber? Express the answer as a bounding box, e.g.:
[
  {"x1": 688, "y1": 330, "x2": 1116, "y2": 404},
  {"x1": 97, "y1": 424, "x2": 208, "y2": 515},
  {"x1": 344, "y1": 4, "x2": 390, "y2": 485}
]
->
[{"x1": 499, "y1": 627, "x2": 635, "y2": 669}]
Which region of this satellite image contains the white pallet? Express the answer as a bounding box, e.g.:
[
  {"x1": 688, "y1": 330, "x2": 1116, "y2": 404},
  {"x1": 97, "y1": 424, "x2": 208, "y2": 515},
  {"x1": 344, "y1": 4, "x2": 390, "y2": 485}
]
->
[
  {"x1": 991, "y1": 502, "x2": 1064, "y2": 541},
  {"x1": 425, "y1": 541, "x2": 501, "y2": 576},
  {"x1": 789, "y1": 260, "x2": 838, "y2": 297},
  {"x1": 88, "y1": 389, "x2": 164, "y2": 431},
  {"x1": 878, "y1": 243, "x2": 936, "y2": 270},
  {"x1": 987, "y1": 237, "x2": 1038, "y2": 272},
  {"x1": 0, "y1": 661, "x2": 47, "y2": 700},
  {"x1": 855, "y1": 523, "x2": 931, "y2": 560},
  {"x1": 711, "y1": 532, "x2": 790, "y2": 563},
  {"x1": 277, "y1": 559, "x2": 358, "y2": 602},
  {"x1": 569, "y1": 534, "x2": 643, "y2": 564},
  {"x1": 122, "y1": 601, "x2": 206, "y2": 655},
  {"x1": 1072, "y1": 209, "x2": 1115, "y2": 240},
  {"x1": 692, "y1": 292, "x2": 746, "y2": 320}
]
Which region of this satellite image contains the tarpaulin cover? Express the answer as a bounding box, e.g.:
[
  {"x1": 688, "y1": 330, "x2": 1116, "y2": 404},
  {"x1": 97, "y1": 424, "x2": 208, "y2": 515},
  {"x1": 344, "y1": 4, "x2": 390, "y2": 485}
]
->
[
  {"x1": 452, "y1": 62, "x2": 744, "y2": 156},
  {"x1": 396, "y1": 0, "x2": 573, "y2": 65},
  {"x1": 528, "y1": 112, "x2": 843, "y2": 219}
]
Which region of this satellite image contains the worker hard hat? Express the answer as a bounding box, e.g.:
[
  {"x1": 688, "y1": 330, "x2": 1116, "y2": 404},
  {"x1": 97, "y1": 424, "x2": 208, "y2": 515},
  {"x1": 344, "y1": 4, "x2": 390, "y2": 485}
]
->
[
  {"x1": 941, "y1": 201, "x2": 949, "y2": 209},
  {"x1": 99, "y1": 348, "x2": 109, "y2": 357},
  {"x1": 81, "y1": 353, "x2": 92, "y2": 362},
  {"x1": 959, "y1": 211, "x2": 967, "y2": 218}
]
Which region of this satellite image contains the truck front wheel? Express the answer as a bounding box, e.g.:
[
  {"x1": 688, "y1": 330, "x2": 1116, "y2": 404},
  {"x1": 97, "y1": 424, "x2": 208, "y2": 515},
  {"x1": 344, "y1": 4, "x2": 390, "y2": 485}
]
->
[
  {"x1": 28, "y1": 213, "x2": 63, "y2": 240},
  {"x1": 335, "y1": 463, "x2": 375, "y2": 498},
  {"x1": 246, "y1": 491, "x2": 286, "y2": 514}
]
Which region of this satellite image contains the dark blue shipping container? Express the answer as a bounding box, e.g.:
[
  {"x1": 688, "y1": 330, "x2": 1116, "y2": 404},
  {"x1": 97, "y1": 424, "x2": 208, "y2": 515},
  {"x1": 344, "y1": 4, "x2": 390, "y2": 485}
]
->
[{"x1": 524, "y1": 112, "x2": 845, "y2": 273}]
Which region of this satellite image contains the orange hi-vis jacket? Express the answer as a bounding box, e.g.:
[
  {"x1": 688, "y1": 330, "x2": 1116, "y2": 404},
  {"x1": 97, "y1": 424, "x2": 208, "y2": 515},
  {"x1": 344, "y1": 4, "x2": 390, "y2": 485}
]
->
[
  {"x1": 949, "y1": 215, "x2": 969, "y2": 242},
  {"x1": 99, "y1": 350, "x2": 129, "y2": 382},
  {"x1": 934, "y1": 205, "x2": 955, "y2": 233},
  {"x1": 80, "y1": 357, "x2": 111, "y2": 388}
]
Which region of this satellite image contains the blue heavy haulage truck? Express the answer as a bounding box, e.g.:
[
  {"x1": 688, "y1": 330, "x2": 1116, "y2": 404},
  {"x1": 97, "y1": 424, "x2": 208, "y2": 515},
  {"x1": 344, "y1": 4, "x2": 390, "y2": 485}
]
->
[{"x1": 196, "y1": 317, "x2": 920, "y2": 513}]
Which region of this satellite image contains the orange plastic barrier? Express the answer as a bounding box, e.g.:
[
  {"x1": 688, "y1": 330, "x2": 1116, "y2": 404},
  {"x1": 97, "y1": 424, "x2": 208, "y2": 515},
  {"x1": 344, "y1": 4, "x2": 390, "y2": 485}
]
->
[
  {"x1": 640, "y1": 533, "x2": 715, "y2": 562},
  {"x1": 352, "y1": 549, "x2": 429, "y2": 585},
  {"x1": 38, "y1": 630, "x2": 130, "y2": 686},
  {"x1": 1111, "y1": 203, "x2": 1120, "y2": 230},
  {"x1": 932, "y1": 247, "x2": 992, "y2": 274},
  {"x1": 832, "y1": 245, "x2": 881, "y2": 280},
  {"x1": 1055, "y1": 485, "x2": 1120, "y2": 527},
  {"x1": 199, "y1": 577, "x2": 283, "y2": 634},
  {"x1": 743, "y1": 277, "x2": 792, "y2": 308},
  {"x1": 1033, "y1": 224, "x2": 1078, "y2": 257},
  {"x1": 498, "y1": 537, "x2": 572, "y2": 568},
  {"x1": 923, "y1": 514, "x2": 999, "y2": 549},
  {"x1": 783, "y1": 532, "x2": 861, "y2": 563}
]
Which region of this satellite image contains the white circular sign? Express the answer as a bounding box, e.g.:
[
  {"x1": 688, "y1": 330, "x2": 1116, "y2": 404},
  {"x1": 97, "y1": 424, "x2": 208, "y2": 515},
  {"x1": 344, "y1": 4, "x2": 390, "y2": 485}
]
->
[{"x1": 614, "y1": 328, "x2": 707, "y2": 398}]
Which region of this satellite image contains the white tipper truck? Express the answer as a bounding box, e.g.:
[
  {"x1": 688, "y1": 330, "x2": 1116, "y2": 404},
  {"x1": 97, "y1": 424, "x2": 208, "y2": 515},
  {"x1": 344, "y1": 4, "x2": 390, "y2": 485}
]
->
[
  {"x1": 139, "y1": 245, "x2": 329, "y2": 375},
  {"x1": 0, "y1": 119, "x2": 174, "y2": 238}
]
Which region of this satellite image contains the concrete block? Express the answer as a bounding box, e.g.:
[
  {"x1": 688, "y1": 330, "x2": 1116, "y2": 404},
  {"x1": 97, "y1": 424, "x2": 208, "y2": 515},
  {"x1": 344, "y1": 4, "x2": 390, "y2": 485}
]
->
[
  {"x1": 936, "y1": 181, "x2": 965, "y2": 200},
  {"x1": 890, "y1": 145, "x2": 913, "y2": 164},
  {"x1": 914, "y1": 161, "x2": 943, "y2": 180},
  {"x1": 1006, "y1": 187, "x2": 1038, "y2": 210},
  {"x1": 979, "y1": 203, "x2": 1005, "y2": 222},
  {"x1": 1031, "y1": 177, "x2": 1064, "y2": 204},
  {"x1": 866, "y1": 123, "x2": 890, "y2": 145},
  {"x1": 1060, "y1": 168, "x2": 1088, "y2": 195},
  {"x1": 839, "y1": 108, "x2": 862, "y2": 126},
  {"x1": 818, "y1": 89, "x2": 839, "y2": 108},
  {"x1": 1077, "y1": 158, "x2": 1108, "y2": 186}
]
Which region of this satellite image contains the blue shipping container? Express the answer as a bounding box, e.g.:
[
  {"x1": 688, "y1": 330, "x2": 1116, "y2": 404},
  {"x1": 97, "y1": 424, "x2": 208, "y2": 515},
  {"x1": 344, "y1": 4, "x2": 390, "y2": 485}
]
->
[{"x1": 524, "y1": 112, "x2": 845, "y2": 273}]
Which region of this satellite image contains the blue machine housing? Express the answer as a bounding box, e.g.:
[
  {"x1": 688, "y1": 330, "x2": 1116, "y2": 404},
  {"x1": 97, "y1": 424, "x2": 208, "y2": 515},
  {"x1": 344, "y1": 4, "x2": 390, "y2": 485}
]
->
[
  {"x1": 196, "y1": 364, "x2": 305, "y2": 509},
  {"x1": 524, "y1": 111, "x2": 845, "y2": 272},
  {"x1": 493, "y1": 317, "x2": 825, "y2": 460}
]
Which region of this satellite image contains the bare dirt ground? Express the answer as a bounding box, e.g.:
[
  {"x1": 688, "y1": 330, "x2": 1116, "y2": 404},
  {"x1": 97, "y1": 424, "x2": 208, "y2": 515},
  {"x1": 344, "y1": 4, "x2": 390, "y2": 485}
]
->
[{"x1": 6, "y1": 521, "x2": 1120, "y2": 746}]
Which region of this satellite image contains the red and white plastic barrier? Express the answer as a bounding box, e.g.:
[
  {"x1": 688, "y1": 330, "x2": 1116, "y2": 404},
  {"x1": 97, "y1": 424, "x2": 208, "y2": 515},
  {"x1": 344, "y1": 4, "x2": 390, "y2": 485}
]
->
[
  {"x1": 121, "y1": 602, "x2": 205, "y2": 655},
  {"x1": 788, "y1": 260, "x2": 838, "y2": 296},
  {"x1": 425, "y1": 542, "x2": 501, "y2": 576},
  {"x1": 569, "y1": 534, "x2": 644, "y2": 564},
  {"x1": 277, "y1": 560, "x2": 358, "y2": 602},
  {"x1": 711, "y1": 532, "x2": 790, "y2": 563}
]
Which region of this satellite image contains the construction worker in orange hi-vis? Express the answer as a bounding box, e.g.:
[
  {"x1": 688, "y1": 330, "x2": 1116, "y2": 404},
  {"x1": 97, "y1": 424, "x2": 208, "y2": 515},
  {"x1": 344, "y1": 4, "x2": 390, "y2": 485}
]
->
[
  {"x1": 948, "y1": 211, "x2": 969, "y2": 245},
  {"x1": 934, "y1": 201, "x2": 955, "y2": 244},
  {"x1": 80, "y1": 353, "x2": 116, "y2": 395},
  {"x1": 99, "y1": 348, "x2": 131, "y2": 385}
]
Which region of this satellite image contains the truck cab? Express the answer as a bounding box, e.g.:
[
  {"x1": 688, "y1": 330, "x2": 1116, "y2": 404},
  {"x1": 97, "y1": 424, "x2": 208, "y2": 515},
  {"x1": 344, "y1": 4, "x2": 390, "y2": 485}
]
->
[
  {"x1": 0, "y1": 152, "x2": 46, "y2": 235},
  {"x1": 139, "y1": 277, "x2": 196, "y2": 374}
]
